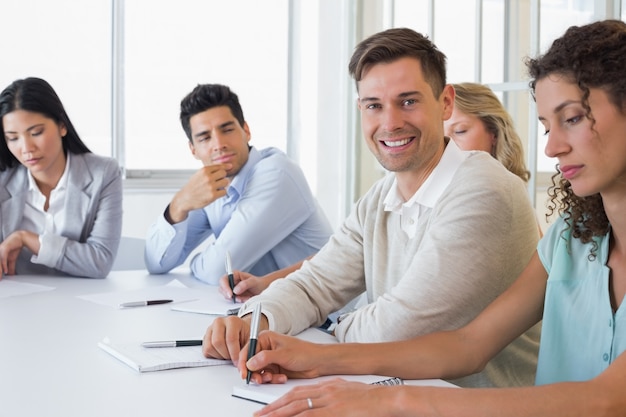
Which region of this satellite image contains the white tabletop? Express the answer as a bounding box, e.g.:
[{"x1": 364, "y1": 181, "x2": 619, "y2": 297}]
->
[
  {"x1": 0, "y1": 270, "x2": 260, "y2": 417},
  {"x1": 0, "y1": 269, "x2": 454, "y2": 416}
]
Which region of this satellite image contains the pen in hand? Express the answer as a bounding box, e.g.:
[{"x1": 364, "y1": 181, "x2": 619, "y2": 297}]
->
[
  {"x1": 246, "y1": 303, "x2": 262, "y2": 384},
  {"x1": 225, "y1": 251, "x2": 236, "y2": 304}
]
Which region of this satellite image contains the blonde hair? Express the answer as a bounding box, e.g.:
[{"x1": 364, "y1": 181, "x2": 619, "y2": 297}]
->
[{"x1": 452, "y1": 82, "x2": 530, "y2": 182}]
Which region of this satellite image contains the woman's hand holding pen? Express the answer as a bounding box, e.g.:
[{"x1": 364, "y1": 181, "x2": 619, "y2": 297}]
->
[
  {"x1": 238, "y1": 331, "x2": 325, "y2": 384},
  {"x1": 218, "y1": 270, "x2": 271, "y2": 302}
]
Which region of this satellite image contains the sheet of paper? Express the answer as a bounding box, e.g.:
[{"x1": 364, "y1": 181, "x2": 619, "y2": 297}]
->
[
  {"x1": 99, "y1": 337, "x2": 229, "y2": 372},
  {"x1": 170, "y1": 285, "x2": 243, "y2": 315},
  {"x1": 77, "y1": 279, "x2": 202, "y2": 308},
  {"x1": 231, "y1": 327, "x2": 456, "y2": 404},
  {"x1": 0, "y1": 279, "x2": 55, "y2": 299},
  {"x1": 232, "y1": 374, "x2": 401, "y2": 405}
]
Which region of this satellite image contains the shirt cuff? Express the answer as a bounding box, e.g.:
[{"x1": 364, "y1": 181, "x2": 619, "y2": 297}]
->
[
  {"x1": 239, "y1": 303, "x2": 276, "y2": 331},
  {"x1": 30, "y1": 233, "x2": 66, "y2": 268}
]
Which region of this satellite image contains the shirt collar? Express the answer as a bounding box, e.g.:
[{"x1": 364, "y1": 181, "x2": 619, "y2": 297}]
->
[
  {"x1": 27, "y1": 152, "x2": 71, "y2": 192},
  {"x1": 383, "y1": 139, "x2": 470, "y2": 212},
  {"x1": 226, "y1": 146, "x2": 259, "y2": 199}
]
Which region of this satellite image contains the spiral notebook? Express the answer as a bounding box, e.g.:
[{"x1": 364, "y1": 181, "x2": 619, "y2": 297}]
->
[
  {"x1": 98, "y1": 337, "x2": 228, "y2": 372},
  {"x1": 232, "y1": 375, "x2": 403, "y2": 405}
]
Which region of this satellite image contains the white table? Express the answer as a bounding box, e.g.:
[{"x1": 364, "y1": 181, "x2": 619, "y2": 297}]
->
[
  {"x1": 0, "y1": 270, "x2": 454, "y2": 416},
  {"x1": 0, "y1": 270, "x2": 261, "y2": 417}
]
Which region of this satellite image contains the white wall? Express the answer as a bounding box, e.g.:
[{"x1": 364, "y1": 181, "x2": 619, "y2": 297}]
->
[{"x1": 121, "y1": 190, "x2": 174, "y2": 239}]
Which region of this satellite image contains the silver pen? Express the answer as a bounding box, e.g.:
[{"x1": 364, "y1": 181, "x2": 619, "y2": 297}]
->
[
  {"x1": 142, "y1": 340, "x2": 203, "y2": 348},
  {"x1": 246, "y1": 303, "x2": 262, "y2": 384},
  {"x1": 119, "y1": 299, "x2": 173, "y2": 308}
]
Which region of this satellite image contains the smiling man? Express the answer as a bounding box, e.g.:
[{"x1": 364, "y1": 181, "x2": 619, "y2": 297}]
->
[
  {"x1": 144, "y1": 84, "x2": 332, "y2": 285},
  {"x1": 202, "y1": 28, "x2": 541, "y2": 389}
]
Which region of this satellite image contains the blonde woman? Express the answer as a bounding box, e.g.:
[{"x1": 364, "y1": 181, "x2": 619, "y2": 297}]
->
[{"x1": 445, "y1": 82, "x2": 530, "y2": 183}]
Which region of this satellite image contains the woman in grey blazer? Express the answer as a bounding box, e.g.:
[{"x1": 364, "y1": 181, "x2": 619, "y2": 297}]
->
[{"x1": 0, "y1": 77, "x2": 122, "y2": 278}]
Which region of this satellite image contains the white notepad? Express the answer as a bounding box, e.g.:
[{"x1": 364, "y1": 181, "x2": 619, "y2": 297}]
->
[
  {"x1": 231, "y1": 327, "x2": 457, "y2": 404},
  {"x1": 232, "y1": 374, "x2": 403, "y2": 405},
  {"x1": 232, "y1": 328, "x2": 401, "y2": 404},
  {"x1": 98, "y1": 337, "x2": 228, "y2": 372}
]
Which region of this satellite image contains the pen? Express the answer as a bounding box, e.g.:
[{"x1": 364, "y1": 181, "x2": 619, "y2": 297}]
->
[
  {"x1": 246, "y1": 303, "x2": 262, "y2": 384},
  {"x1": 142, "y1": 340, "x2": 202, "y2": 348},
  {"x1": 227, "y1": 307, "x2": 240, "y2": 316},
  {"x1": 225, "y1": 251, "x2": 236, "y2": 304},
  {"x1": 119, "y1": 299, "x2": 173, "y2": 308}
]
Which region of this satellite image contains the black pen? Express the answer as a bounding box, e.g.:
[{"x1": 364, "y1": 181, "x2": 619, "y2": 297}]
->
[
  {"x1": 226, "y1": 251, "x2": 236, "y2": 304},
  {"x1": 142, "y1": 340, "x2": 202, "y2": 348},
  {"x1": 246, "y1": 303, "x2": 262, "y2": 384},
  {"x1": 119, "y1": 299, "x2": 173, "y2": 308}
]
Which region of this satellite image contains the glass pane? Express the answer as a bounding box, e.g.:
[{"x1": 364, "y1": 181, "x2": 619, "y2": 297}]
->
[
  {"x1": 434, "y1": 0, "x2": 477, "y2": 83},
  {"x1": 393, "y1": 0, "x2": 430, "y2": 34},
  {"x1": 481, "y1": 0, "x2": 505, "y2": 84},
  {"x1": 0, "y1": 0, "x2": 111, "y2": 157},
  {"x1": 539, "y1": 0, "x2": 594, "y2": 52},
  {"x1": 124, "y1": 0, "x2": 289, "y2": 170}
]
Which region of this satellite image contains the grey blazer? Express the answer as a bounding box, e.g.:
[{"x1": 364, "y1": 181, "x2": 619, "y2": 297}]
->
[{"x1": 0, "y1": 153, "x2": 123, "y2": 278}]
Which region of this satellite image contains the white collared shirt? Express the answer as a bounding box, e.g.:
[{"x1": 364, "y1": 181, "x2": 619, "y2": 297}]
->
[
  {"x1": 383, "y1": 139, "x2": 470, "y2": 238},
  {"x1": 20, "y1": 153, "x2": 71, "y2": 266}
]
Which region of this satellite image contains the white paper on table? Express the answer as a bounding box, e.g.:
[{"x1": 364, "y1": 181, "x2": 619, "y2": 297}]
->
[
  {"x1": 170, "y1": 284, "x2": 243, "y2": 315},
  {"x1": 77, "y1": 279, "x2": 204, "y2": 308},
  {"x1": 0, "y1": 279, "x2": 55, "y2": 299}
]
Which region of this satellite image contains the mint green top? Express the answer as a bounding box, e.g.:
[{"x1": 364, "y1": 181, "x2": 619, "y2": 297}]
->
[{"x1": 536, "y1": 216, "x2": 626, "y2": 384}]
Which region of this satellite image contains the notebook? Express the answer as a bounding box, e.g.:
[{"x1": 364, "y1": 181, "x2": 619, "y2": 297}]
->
[
  {"x1": 232, "y1": 375, "x2": 404, "y2": 405},
  {"x1": 170, "y1": 285, "x2": 243, "y2": 316},
  {"x1": 232, "y1": 328, "x2": 406, "y2": 404},
  {"x1": 230, "y1": 327, "x2": 457, "y2": 404},
  {"x1": 98, "y1": 337, "x2": 229, "y2": 372}
]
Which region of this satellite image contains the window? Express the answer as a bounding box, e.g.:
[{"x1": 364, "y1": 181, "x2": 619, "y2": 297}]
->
[
  {"x1": 0, "y1": 0, "x2": 289, "y2": 173},
  {"x1": 122, "y1": 0, "x2": 289, "y2": 170},
  {"x1": 0, "y1": 0, "x2": 111, "y2": 157},
  {"x1": 387, "y1": 0, "x2": 602, "y2": 184}
]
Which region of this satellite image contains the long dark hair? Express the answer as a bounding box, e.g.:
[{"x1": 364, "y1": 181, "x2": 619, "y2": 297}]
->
[{"x1": 0, "y1": 77, "x2": 91, "y2": 171}]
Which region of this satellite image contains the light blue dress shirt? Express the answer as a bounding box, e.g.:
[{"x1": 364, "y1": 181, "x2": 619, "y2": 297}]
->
[
  {"x1": 536, "y1": 216, "x2": 626, "y2": 384},
  {"x1": 145, "y1": 147, "x2": 332, "y2": 284}
]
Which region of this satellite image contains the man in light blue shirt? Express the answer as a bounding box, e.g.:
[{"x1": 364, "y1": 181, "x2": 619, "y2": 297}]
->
[{"x1": 144, "y1": 84, "x2": 332, "y2": 285}]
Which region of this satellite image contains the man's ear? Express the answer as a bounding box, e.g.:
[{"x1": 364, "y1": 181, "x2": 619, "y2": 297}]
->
[
  {"x1": 440, "y1": 84, "x2": 455, "y2": 120},
  {"x1": 243, "y1": 122, "x2": 251, "y2": 143},
  {"x1": 188, "y1": 140, "x2": 199, "y2": 159}
]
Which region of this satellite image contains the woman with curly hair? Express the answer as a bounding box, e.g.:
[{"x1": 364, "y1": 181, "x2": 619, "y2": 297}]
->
[{"x1": 235, "y1": 19, "x2": 626, "y2": 417}]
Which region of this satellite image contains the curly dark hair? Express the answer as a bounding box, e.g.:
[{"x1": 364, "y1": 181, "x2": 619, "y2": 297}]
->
[{"x1": 526, "y1": 19, "x2": 626, "y2": 257}]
